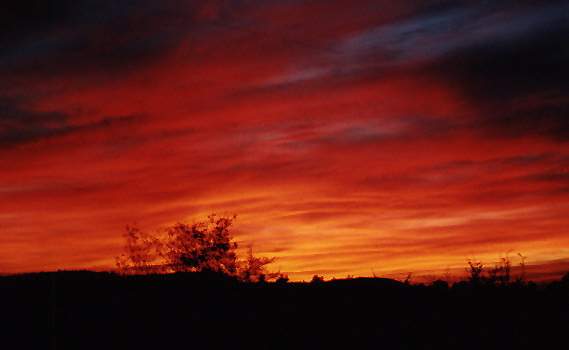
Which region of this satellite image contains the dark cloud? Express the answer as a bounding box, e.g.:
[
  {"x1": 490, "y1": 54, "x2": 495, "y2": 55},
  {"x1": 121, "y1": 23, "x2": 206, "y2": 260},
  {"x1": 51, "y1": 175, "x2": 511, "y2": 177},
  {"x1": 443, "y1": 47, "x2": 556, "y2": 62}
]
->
[
  {"x1": 438, "y1": 17, "x2": 569, "y2": 100},
  {"x1": 524, "y1": 170, "x2": 569, "y2": 185},
  {"x1": 0, "y1": 97, "x2": 68, "y2": 146},
  {"x1": 0, "y1": 0, "x2": 221, "y2": 79},
  {"x1": 427, "y1": 3, "x2": 569, "y2": 140},
  {"x1": 475, "y1": 100, "x2": 569, "y2": 141},
  {"x1": 0, "y1": 97, "x2": 137, "y2": 147},
  {"x1": 325, "y1": 1, "x2": 569, "y2": 141}
]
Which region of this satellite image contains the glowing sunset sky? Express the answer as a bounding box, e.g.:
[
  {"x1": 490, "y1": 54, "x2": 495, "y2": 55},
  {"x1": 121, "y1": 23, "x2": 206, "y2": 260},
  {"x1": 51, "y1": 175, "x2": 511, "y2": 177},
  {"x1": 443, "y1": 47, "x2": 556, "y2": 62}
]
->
[{"x1": 1, "y1": 0, "x2": 568, "y2": 280}]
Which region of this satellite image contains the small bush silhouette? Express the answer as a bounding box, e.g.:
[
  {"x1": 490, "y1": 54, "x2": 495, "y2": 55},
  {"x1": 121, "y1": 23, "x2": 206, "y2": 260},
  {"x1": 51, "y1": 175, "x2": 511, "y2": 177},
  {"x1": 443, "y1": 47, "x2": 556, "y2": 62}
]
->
[
  {"x1": 515, "y1": 253, "x2": 527, "y2": 284},
  {"x1": 431, "y1": 279, "x2": 449, "y2": 289},
  {"x1": 275, "y1": 274, "x2": 289, "y2": 285},
  {"x1": 488, "y1": 256, "x2": 511, "y2": 286},
  {"x1": 310, "y1": 275, "x2": 325, "y2": 284},
  {"x1": 466, "y1": 260, "x2": 484, "y2": 285},
  {"x1": 562, "y1": 271, "x2": 569, "y2": 284},
  {"x1": 464, "y1": 253, "x2": 528, "y2": 287}
]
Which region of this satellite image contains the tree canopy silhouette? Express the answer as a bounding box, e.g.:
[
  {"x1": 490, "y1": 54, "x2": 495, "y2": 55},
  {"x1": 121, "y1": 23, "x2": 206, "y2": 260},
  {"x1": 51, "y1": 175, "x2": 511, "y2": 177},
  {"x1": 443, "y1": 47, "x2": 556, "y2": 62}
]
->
[
  {"x1": 163, "y1": 215, "x2": 238, "y2": 274},
  {"x1": 115, "y1": 225, "x2": 163, "y2": 274},
  {"x1": 115, "y1": 214, "x2": 275, "y2": 281}
]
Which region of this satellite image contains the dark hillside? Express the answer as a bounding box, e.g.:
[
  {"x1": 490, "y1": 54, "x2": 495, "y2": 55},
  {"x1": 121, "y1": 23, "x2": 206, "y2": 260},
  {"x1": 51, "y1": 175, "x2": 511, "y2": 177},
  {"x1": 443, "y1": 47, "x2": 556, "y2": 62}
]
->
[{"x1": 1, "y1": 272, "x2": 568, "y2": 350}]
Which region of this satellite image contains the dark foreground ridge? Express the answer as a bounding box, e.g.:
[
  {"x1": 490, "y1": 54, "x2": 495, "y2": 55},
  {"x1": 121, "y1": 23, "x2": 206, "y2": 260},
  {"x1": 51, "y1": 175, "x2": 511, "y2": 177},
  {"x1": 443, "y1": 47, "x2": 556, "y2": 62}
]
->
[{"x1": 2, "y1": 271, "x2": 568, "y2": 350}]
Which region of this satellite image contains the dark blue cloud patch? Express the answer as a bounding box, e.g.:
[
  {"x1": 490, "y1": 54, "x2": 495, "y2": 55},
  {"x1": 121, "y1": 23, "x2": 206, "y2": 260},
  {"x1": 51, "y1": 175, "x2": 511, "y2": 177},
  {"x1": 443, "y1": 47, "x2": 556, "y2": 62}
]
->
[
  {"x1": 440, "y1": 20, "x2": 569, "y2": 141},
  {"x1": 0, "y1": 97, "x2": 68, "y2": 146},
  {"x1": 436, "y1": 14, "x2": 569, "y2": 102},
  {"x1": 414, "y1": 1, "x2": 569, "y2": 141},
  {"x1": 337, "y1": 1, "x2": 567, "y2": 67},
  {"x1": 0, "y1": 97, "x2": 138, "y2": 147},
  {"x1": 474, "y1": 99, "x2": 569, "y2": 141},
  {"x1": 0, "y1": 0, "x2": 221, "y2": 79}
]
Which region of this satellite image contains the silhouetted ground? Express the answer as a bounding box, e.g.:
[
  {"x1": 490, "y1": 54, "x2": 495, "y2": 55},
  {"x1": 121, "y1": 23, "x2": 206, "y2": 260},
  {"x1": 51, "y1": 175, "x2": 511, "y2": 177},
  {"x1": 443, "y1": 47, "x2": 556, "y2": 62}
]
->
[{"x1": 1, "y1": 271, "x2": 568, "y2": 350}]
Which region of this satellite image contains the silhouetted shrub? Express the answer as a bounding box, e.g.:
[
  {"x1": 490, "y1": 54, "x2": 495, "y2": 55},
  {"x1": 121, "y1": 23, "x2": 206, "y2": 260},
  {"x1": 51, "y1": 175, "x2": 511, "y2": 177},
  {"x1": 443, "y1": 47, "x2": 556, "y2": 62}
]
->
[
  {"x1": 465, "y1": 254, "x2": 528, "y2": 287},
  {"x1": 562, "y1": 272, "x2": 569, "y2": 284},
  {"x1": 431, "y1": 279, "x2": 449, "y2": 289},
  {"x1": 403, "y1": 272, "x2": 413, "y2": 285},
  {"x1": 310, "y1": 275, "x2": 325, "y2": 284},
  {"x1": 487, "y1": 256, "x2": 511, "y2": 286},
  {"x1": 466, "y1": 260, "x2": 484, "y2": 285},
  {"x1": 515, "y1": 253, "x2": 527, "y2": 284},
  {"x1": 275, "y1": 274, "x2": 289, "y2": 285}
]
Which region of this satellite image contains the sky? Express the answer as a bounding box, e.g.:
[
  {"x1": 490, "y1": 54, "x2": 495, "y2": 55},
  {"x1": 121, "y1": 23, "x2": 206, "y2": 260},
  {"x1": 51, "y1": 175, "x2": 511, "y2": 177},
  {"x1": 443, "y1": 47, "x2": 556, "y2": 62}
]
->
[{"x1": 1, "y1": 0, "x2": 568, "y2": 281}]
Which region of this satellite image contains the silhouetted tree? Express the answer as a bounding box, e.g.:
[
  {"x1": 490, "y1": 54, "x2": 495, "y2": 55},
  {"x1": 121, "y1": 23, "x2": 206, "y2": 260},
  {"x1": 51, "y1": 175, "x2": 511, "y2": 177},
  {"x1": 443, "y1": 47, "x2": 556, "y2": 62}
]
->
[
  {"x1": 163, "y1": 214, "x2": 239, "y2": 274},
  {"x1": 116, "y1": 214, "x2": 276, "y2": 280},
  {"x1": 115, "y1": 225, "x2": 164, "y2": 274},
  {"x1": 239, "y1": 246, "x2": 276, "y2": 282}
]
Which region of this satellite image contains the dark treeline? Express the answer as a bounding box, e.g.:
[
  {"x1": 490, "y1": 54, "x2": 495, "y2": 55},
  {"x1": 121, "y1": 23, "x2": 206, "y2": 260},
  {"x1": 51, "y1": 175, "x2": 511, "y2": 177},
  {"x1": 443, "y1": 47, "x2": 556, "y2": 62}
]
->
[{"x1": 1, "y1": 270, "x2": 568, "y2": 350}]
